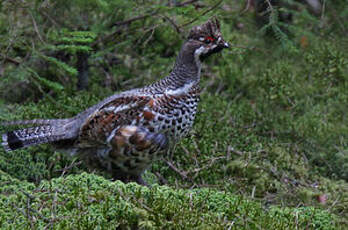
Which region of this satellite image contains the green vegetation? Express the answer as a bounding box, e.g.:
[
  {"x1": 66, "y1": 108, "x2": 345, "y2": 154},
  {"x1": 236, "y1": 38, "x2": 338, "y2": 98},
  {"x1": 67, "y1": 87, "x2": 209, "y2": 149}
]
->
[
  {"x1": 0, "y1": 172, "x2": 339, "y2": 229},
  {"x1": 0, "y1": 0, "x2": 347, "y2": 229}
]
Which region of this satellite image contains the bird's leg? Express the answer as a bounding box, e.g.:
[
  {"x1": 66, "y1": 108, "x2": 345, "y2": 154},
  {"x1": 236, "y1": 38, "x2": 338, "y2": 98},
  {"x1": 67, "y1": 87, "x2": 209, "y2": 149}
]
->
[
  {"x1": 109, "y1": 126, "x2": 169, "y2": 186},
  {"x1": 128, "y1": 174, "x2": 149, "y2": 186}
]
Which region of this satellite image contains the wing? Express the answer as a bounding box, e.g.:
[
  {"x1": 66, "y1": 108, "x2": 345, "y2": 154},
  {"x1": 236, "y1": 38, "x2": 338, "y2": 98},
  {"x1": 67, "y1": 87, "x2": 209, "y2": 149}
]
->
[
  {"x1": 77, "y1": 95, "x2": 152, "y2": 147},
  {"x1": 73, "y1": 94, "x2": 169, "y2": 183}
]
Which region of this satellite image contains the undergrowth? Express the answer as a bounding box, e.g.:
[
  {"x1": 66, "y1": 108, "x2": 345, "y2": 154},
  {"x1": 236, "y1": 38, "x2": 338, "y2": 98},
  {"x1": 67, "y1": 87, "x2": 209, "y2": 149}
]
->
[
  {"x1": 0, "y1": 172, "x2": 339, "y2": 229},
  {"x1": 0, "y1": 0, "x2": 347, "y2": 228}
]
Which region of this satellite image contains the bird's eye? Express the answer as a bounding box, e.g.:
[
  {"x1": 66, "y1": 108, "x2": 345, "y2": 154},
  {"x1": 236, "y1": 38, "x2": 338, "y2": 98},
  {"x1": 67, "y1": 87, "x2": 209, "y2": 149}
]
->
[{"x1": 204, "y1": 36, "x2": 215, "y2": 44}]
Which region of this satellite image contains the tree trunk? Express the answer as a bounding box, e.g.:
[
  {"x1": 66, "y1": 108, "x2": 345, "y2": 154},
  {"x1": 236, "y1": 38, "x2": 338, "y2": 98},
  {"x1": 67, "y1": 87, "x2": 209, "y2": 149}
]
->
[{"x1": 77, "y1": 52, "x2": 89, "y2": 90}]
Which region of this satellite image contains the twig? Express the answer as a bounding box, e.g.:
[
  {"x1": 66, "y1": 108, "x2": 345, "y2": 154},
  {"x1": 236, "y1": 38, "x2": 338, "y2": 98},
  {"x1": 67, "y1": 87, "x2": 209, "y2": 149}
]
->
[
  {"x1": 101, "y1": 67, "x2": 115, "y2": 88},
  {"x1": 165, "y1": 160, "x2": 188, "y2": 180},
  {"x1": 132, "y1": 22, "x2": 163, "y2": 48},
  {"x1": 251, "y1": 186, "x2": 256, "y2": 198},
  {"x1": 179, "y1": 144, "x2": 191, "y2": 156},
  {"x1": 110, "y1": 11, "x2": 158, "y2": 28},
  {"x1": 29, "y1": 11, "x2": 45, "y2": 43},
  {"x1": 155, "y1": 172, "x2": 168, "y2": 185},
  {"x1": 191, "y1": 139, "x2": 202, "y2": 157},
  {"x1": 320, "y1": 0, "x2": 326, "y2": 26},
  {"x1": 176, "y1": 0, "x2": 199, "y2": 7},
  {"x1": 39, "y1": 10, "x2": 60, "y2": 27},
  {"x1": 327, "y1": 195, "x2": 341, "y2": 212},
  {"x1": 161, "y1": 15, "x2": 183, "y2": 35},
  {"x1": 28, "y1": 207, "x2": 51, "y2": 223},
  {"x1": 190, "y1": 156, "x2": 225, "y2": 179},
  {"x1": 0, "y1": 54, "x2": 21, "y2": 65},
  {"x1": 179, "y1": 0, "x2": 223, "y2": 28},
  {"x1": 142, "y1": 25, "x2": 158, "y2": 47},
  {"x1": 12, "y1": 203, "x2": 35, "y2": 229},
  {"x1": 57, "y1": 159, "x2": 83, "y2": 177},
  {"x1": 264, "y1": 0, "x2": 274, "y2": 11},
  {"x1": 227, "y1": 145, "x2": 243, "y2": 156},
  {"x1": 93, "y1": 11, "x2": 159, "y2": 47},
  {"x1": 91, "y1": 28, "x2": 123, "y2": 47},
  {"x1": 240, "y1": 0, "x2": 252, "y2": 15}
]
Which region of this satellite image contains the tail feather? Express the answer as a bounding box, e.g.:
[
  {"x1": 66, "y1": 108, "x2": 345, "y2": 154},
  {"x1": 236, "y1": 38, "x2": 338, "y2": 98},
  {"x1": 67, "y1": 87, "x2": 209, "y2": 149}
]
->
[
  {"x1": 1, "y1": 118, "x2": 68, "y2": 127},
  {"x1": 2, "y1": 132, "x2": 20, "y2": 152},
  {"x1": 1, "y1": 118, "x2": 80, "y2": 152},
  {"x1": 1, "y1": 125, "x2": 66, "y2": 152}
]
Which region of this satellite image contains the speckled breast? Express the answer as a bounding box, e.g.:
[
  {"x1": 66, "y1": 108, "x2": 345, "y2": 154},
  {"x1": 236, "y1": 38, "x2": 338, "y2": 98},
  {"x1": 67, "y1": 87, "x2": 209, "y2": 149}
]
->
[{"x1": 137, "y1": 86, "x2": 200, "y2": 143}]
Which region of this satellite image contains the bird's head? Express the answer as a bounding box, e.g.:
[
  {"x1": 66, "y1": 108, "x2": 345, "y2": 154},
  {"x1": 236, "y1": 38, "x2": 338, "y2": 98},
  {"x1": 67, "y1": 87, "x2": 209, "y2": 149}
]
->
[{"x1": 186, "y1": 17, "x2": 229, "y2": 61}]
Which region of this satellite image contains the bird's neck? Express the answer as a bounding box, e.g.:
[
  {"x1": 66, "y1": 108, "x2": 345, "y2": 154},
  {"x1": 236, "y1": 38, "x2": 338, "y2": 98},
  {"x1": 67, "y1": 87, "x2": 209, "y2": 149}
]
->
[
  {"x1": 173, "y1": 42, "x2": 201, "y2": 81},
  {"x1": 165, "y1": 42, "x2": 202, "y2": 90},
  {"x1": 145, "y1": 42, "x2": 202, "y2": 95}
]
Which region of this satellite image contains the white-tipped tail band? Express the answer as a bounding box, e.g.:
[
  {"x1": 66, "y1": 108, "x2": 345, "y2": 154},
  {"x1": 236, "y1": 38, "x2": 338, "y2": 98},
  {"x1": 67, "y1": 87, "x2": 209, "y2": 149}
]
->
[{"x1": 1, "y1": 133, "x2": 11, "y2": 152}]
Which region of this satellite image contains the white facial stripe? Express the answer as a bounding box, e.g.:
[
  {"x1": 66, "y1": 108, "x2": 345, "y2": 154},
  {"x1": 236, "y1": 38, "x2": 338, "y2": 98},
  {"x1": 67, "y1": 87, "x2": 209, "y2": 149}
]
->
[
  {"x1": 193, "y1": 46, "x2": 205, "y2": 74},
  {"x1": 194, "y1": 46, "x2": 206, "y2": 56}
]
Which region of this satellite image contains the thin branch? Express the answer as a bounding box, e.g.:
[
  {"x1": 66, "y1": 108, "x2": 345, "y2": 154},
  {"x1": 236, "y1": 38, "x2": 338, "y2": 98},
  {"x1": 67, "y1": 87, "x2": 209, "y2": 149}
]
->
[
  {"x1": 142, "y1": 25, "x2": 157, "y2": 47},
  {"x1": 109, "y1": 11, "x2": 158, "y2": 28},
  {"x1": 240, "y1": 0, "x2": 252, "y2": 15},
  {"x1": 91, "y1": 28, "x2": 123, "y2": 47},
  {"x1": 29, "y1": 11, "x2": 45, "y2": 43},
  {"x1": 161, "y1": 15, "x2": 183, "y2": 35},
  {"x1": 179, "y1": 0, "x2": 224, "y2": 28},
  {"x1": 175, "y1": 0, "x2": 199, "y2": 7},
  {"x1": 12, "y1": 203, "x2": 35, "y2": 229},
  {"x1": 227, "y1": 145, "x2": 243, "y2": 156},
  {"x1": 155, "y1": 172, "x2": 168, "y2": 185},
  {"x1": 165, "y1": 160, "x2": 189, "y2": 180},
  {"x1": 0, "y1": 54, "x2": 21, "y2": 65},
  {"x1": 320, "y1": 0, "x2": 326, "y2": 26},
  {"x1": 93, "y1": 11, "x2": 159, "y2": 47},
  {"x1": 56, "y1": 159, "x2": 83, "y2": 177},
  {"x1": 39, "y1": 10, "x2": 60, "y2": 27},
  {"x1": 264, "y1": 0, "x2": 274, "y2": 11},
  {"x1": 190, "y1": 156, "x2": 225, "y2": 179},
  {"x1": 251, "y1": 186, "x2": 256, "y2": 198}
]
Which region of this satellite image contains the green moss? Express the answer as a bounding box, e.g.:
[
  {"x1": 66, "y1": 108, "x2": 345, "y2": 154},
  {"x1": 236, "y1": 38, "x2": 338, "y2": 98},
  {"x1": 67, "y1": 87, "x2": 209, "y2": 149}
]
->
[
  {"x1": 1, "y1": 0, "x2": 347, "y2": 228},
  {"x1": 0, "y1": 172, "x2": 338, "y2": 229}
]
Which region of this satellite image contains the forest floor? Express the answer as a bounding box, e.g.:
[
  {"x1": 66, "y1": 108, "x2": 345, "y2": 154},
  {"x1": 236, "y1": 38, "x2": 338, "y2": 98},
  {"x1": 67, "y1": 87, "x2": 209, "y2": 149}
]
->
[{"x1": 0, "y1": 0, "x2": 347, "y2": 229}]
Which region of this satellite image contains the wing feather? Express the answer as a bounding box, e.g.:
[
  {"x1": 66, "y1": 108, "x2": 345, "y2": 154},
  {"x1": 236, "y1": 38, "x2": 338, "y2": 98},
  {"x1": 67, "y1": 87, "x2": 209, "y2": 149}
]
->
[{"x1": 77, "y1": 95, "x2": 151, "y2": 147}]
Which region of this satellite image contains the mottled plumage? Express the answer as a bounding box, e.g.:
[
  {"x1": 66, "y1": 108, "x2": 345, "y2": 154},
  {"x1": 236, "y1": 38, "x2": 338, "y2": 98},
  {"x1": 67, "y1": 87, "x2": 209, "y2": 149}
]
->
[{"x1": 1, "y1": 18, "x2": 229, "y2": 184}]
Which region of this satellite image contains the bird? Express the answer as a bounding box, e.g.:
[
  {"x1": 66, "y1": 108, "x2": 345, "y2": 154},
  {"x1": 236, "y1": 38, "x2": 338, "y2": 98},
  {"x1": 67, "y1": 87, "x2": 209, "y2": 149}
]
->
[{"x1": 1, "y1": 18, "x2": 229, "y2": 185}]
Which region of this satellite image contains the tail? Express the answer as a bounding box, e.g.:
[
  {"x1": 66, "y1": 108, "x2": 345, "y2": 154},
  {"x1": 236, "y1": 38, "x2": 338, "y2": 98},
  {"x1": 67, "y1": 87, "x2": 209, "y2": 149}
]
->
[
  {"x1": 1, "y1": 118, "x2": 79, "y2": 152},
  {"x1": 1, "y1": 119, "x2": 59, "y2": 126}
]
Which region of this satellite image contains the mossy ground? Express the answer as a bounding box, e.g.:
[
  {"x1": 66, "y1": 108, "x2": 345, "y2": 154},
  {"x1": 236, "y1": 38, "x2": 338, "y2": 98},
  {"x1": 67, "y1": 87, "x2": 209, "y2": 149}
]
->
[
  {"x1": 0, "y1": 0, "x2": 347, "y2": 229},
  {"x1": 0, "y1": 172, "x2": 339, "y2": 229}
]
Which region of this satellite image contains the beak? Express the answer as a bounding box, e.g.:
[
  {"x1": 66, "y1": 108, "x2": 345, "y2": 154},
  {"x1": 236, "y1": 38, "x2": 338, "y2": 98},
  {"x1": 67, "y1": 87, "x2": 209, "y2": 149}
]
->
[{"x1": 217, "y1": 38, "x2": 229, "y2": 49}]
